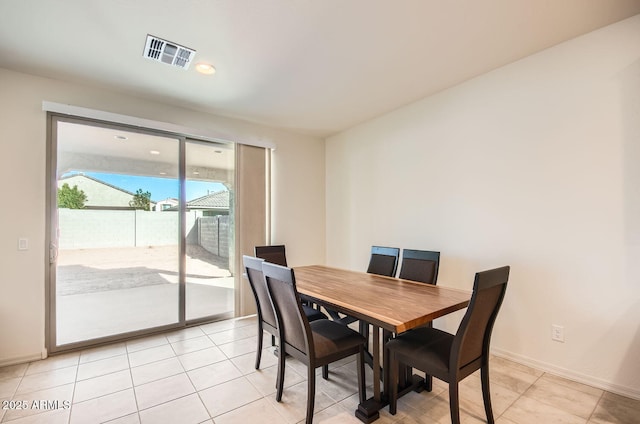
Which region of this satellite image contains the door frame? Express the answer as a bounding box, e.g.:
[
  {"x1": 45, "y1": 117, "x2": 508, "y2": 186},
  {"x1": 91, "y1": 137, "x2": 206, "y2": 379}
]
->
[{"x1": 46, "y1": 113, "x2": 235, "y2": 354}]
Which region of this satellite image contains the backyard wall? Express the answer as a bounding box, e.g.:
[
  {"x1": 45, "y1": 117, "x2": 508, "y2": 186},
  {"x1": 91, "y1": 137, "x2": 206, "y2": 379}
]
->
[
  {"x1": 199, "y1": 216, "x2": 230, "y2": 258},
  {"x1": 58, "y1": 209, "x2": 230, "y2": 258},
  {"x1": 59, "y1": 209, "x2": 188, "y2": 248}
]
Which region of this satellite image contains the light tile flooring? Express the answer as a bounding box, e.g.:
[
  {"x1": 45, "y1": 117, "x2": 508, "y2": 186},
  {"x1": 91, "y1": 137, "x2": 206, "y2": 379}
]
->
[{"x1": 1, "y1": 316, "x2": 639, "y2": 424}]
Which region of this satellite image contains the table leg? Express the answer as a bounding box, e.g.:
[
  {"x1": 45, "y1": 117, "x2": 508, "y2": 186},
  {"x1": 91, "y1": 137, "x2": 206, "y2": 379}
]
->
[
  {"x1": 372, "y1": 325, "x2": 381, "y2": 402},
  {"x1": 382, "y1": 329, "x2": 392, "y2": 398},
  {"x1": 356, "y1": 325, "x2": 383, "y2": 423},
  {"x1": 355, "y1": 326, "x2": 427, "y2": 423}
]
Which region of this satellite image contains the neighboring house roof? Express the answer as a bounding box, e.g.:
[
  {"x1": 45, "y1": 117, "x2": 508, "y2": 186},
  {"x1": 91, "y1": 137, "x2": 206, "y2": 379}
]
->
[
  {"x1": 164, "y1": 190, "x2": 229, "y2": 211},
  {"x1": 158, "y1": 197, "x2": 179, "y2": 203},
  {"x1": 187, "y1": 190, "x2": 229, "y2": 209},
  {"x1": 156, "y1": 197, "x2": 179, "y2": 206}
]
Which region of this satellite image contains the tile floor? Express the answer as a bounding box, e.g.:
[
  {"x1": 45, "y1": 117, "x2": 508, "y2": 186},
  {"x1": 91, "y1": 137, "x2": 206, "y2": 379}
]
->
[{"x1": 1, "y1": 316, "x2": 639, "y2": 424}]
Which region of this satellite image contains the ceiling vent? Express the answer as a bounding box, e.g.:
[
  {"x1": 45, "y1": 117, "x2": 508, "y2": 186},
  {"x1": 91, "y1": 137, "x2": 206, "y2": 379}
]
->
[{"x1": 143, "y1": 35, "x2": 195, "y2": 70}]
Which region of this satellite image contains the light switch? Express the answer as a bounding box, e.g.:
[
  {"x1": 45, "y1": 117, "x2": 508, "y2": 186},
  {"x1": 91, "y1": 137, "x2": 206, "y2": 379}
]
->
[{"x1": 18, "y1": 238, "x2": 28, "y2": 251}]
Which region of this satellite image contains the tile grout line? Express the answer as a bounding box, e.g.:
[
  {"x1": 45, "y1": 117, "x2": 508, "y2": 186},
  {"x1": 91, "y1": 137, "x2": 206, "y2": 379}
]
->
[
  {"x1": 586, "y1": 390, "x2": 605, "y2": 423},
  {"x1": 2, "y1": 362, "x2": 71, "y2": 424},
  {"x1": 520, "y1": 372, "x2": 593, "y2": 423},
  {"x1": 0, "y1": 366, "x2": 26, "y2": 423},
  {"x1": 64, "y1": 364, "x2": 79, "y2": 424},
  {"x1": 507, "y1": 368, "x2": 546, "y2": 421},
  {"x1": 125, "y1": 351, "x2": 142, "y2": 424},
  {"x1": 177, "y1": 345, "x2": 213, "y2": 422}
]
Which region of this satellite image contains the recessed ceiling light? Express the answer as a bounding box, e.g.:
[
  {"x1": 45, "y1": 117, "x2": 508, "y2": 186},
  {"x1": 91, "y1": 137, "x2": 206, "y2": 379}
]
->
[
  {"x1": 193, "y1": 170, "x2": 200, "y2": 175},
  {"x1": 114, "y1": 135, "x2": 128, "y2": 140},
  {"x1": 195, "y1": 63, "x2": 216, "y2": 75},
  {"x1": 150, "y1": 150, "x2": 160, "y2": 155},
  {"x1": 159, "y1": 172, "x2": 167, "y2": 175}
]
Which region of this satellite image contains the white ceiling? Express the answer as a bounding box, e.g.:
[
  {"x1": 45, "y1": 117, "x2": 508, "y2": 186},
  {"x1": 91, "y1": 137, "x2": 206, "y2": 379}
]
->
[
  {"x1": 1, "y1": 0, "x2": 639, "y2": 138},
  {"x1": 56, "y1": 121, "x2": 235, "y2": 180}
]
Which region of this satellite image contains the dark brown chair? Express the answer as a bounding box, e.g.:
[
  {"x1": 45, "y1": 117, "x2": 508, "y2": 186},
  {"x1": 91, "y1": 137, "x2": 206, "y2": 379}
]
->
[
  {"x1": 395, "y1": 249, "x2": 441, "y2": 389},
  {"x1": 337, "y1": 245, "x2": 401, "y2": 341},
  {"x1": 256, "y1": 244, "x2": 315, "y2": 308},
  {"x1": 327, "y1": 245, "x2": 402, "y2": 325},
  {"x1": 254, "y1": 245, "x2": 288, "y2": 266},
  {"x1": 398, "y1": 249, "x2": 440, "y2": 285},
  {"x1": 243, "y1": 255, "x2": 327, "y2": 370},
  {"x1": 262, "y1": 262, "x2": 367, "y2": 424},
  {"x1": 366, "y1": 246, "x2": 400, "y2": 277},
  {"x1": 387, "y1": 266, "x2": 510, "y2": 424}
]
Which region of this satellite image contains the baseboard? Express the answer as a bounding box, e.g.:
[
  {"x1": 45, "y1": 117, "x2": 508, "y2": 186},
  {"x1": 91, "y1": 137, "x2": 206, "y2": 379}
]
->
[
  {"x1": 491, "y1": 348, "x2": 640, "y2": 401},
  {"x1": 0, "y1": 351, "x2": 45, "y2": 368}
]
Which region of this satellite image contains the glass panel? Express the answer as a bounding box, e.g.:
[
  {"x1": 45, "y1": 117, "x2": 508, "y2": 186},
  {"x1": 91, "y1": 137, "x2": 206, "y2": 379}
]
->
[
  {"x1": 185, "y1": 140, "x2": 235, "y2": 321},
  {"x1": 55, "y1": 121, "x2": 180, "y2": 345}
]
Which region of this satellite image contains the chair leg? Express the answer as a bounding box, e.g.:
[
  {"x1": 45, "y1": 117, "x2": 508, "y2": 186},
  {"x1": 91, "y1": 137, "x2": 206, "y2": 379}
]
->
[
  {"x1": 481, "y1": 363, "x2": 495, "y2": 424},
  {"x1": 255, "y1": 325, "x2": 264, "y2": 369},
  {"x1": 388, "y1": 351, "x2": 398, "y2": 415},
  {"x1": 271, "y1": 334, "x2": 276, "y2": 347},
  {"x1": 306, "y1": 366, "x2": 316, "y2": 424},
  {"x1": 322, "y1": 365, "x2": 329, "y2": 380},
  {"x1": 357, "y1": 347, "x2": 366, "y2": 403},
  {"x1": 275, "y1": 344, "x2": 286, "y2": 401},
  {"x1": 449, "y1": 382, "x2": 461, "y2": 424}
]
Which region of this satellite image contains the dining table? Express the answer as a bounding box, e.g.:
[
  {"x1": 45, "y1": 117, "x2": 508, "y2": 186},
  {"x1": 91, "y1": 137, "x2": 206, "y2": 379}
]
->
[{"x1": 293, "y1": 264, "x2": 471, "y2": 423}]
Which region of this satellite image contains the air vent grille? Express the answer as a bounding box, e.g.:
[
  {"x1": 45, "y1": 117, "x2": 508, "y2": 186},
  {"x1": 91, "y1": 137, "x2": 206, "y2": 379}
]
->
[{"x1": 143, "y1": 35, "x2": 195, "y2": 70}]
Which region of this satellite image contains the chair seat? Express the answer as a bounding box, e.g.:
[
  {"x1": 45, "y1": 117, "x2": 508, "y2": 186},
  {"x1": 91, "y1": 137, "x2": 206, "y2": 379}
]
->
[
  {"x1": 261, "y1": 261, "x2": 367, "y2": 423},
  {"x1": 310, "y1": 319, "x2": 366, "y2": 360},
  {"x1": 388, "y1": 266, "x2": 510, "y2": 424},
  {"x1": 387, "y1": 327, "x2": 453, "y2": 378},
  {"x1": 303, "y1": 305, "x2": 328, "y2": 322}
]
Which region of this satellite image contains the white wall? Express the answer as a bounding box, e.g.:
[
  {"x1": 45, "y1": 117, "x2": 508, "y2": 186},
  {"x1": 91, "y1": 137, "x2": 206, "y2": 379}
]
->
[
  {"x1": 270, "y1": 133, "x2": 326, "y2": 267},
  {"x1": 0, "y1": 68, "x2": 325, "y2": 365},
  {"x1": 326, "y1": 15, "x2": 640, "y2": 398}
]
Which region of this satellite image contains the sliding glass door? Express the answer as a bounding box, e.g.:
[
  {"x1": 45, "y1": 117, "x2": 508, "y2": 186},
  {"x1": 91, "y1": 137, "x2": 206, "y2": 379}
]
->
[
  {"x1": 49, "y1": 117, "x2": 235, "y2": 351},
  {"x1": 184, "y1": 140, "x2": 235, "y2": 321}
]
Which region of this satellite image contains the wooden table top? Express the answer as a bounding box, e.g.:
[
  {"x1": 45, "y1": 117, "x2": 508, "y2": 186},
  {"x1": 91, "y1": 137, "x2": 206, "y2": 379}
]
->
[{"x1": 294, "y1": 265, "x2": 471, "y2": 333}]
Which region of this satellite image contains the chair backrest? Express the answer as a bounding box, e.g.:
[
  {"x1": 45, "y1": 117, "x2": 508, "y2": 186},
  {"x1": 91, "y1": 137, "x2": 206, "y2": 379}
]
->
[
  {"x1": 255, "y1": 245, "x2": 288, "y2": 266},
  {"x1": 262, "y1": 262, "x2": 312, "y2": 357},
  {"x1": 451, "y1": 266, "x2": 509, "y2": 373},
  {"x1": 243, "y1": 255, "x2": 277, "y2": 328},
  {"x1": 366, "y1": 246, "x2": 400, "y2": 277},
  {"x1": 398, "y1": 249, "x2": 440, "y2": 284}
]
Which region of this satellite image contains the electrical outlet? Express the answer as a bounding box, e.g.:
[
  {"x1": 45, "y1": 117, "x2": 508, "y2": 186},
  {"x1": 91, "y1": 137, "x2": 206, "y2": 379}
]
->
[
  {"x1": 18, "y1": 238, "x2": 28, "y2": 251},
  {"x1": 551, "y1": 324, "x2": 564, "y2": 342}
]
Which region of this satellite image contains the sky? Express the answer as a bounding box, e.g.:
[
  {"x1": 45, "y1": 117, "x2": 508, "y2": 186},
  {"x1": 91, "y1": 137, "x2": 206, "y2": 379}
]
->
[{"x1": 79, "y1": 172, "x2": 227, "y2": 202}]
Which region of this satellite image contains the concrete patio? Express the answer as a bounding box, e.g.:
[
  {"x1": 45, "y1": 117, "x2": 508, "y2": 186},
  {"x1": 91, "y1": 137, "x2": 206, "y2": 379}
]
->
[{"x1": 55, "y1": 245, "x2": 234, "y2": 345}]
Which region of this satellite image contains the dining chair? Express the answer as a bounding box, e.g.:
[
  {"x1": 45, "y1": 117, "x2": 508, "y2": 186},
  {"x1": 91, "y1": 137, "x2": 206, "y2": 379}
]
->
[
  {"x1": 243, "y1": 255, "x2": 327, "y2": 370},
  {"x1": 398, "y1": 249, "x2": 440, "y2": 285},
  {"x1": 366, "y1": 245, "x2": 400, "y2": 277},
  {"x1": 387, "y1": 266, "x2": 510, "y2": 424},
  {"x1": 394, "y1": 249, "x2": 441, "y2": 388},
  {"x1": 343, "y1": 245, "x2": 401, "y2": 342},
  {"x1": 254, "y1": 244, "x2": 288, "y2": 266},
  {"x1": 255, "y1": 244, "x2": 316, "y2": 308},
  {"x1": 328, "y1": 245, "x2": 401, "y2": 325},
  {"x1": 262, "y1": 262, "x2": 367, "y2": 424}
]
